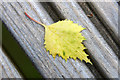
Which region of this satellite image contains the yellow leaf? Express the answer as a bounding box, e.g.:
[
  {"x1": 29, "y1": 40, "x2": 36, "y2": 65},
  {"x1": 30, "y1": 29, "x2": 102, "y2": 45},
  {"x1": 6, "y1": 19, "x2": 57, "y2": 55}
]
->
[
  {"x1": 44, "y1": 20, "x2": 92, "y2": 64},
  {"x1": 24, "y1": 12, "x2": 92, "y2": 64}
]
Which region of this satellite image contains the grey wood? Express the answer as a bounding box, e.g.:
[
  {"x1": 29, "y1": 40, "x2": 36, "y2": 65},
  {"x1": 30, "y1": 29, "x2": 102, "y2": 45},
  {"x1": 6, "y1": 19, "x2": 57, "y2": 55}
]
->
[
  {"x1": 2, "y1": 69, "x2": 8, "y2": 79},
  {"x1": 88, "y1": 0, "x2": 120, "y2": 47},
  {"x1": 0, "y1": 0, "x2": 119, "y2": 78},
  {"x1": 50, "y1": 0, "x2": 118, "y2": 78},
  {"x1": 0, "y1": 1, "x2": 100, "y2": 78},
  {"x1": 0, "y1": 47, "x2": 22, "y2": 78},
  {"x1": 79, "y1": 2, "x2": 119, "y2": 55}
]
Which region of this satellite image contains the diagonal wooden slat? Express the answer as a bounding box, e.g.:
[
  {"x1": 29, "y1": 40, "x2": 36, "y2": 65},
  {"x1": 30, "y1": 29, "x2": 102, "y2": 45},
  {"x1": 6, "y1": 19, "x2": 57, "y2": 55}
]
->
[
  {"x1": 88, "y1": 0, "x2": 120, "y2": 47},
  {"x1": 0, "y1": 0, "x2": 119, "y2": 78},
  {"x1": 0, "y1": 47, "x2": 22, "y2": 78},
  {"x1": 0, "y1": 1, "x2": 102, "y2": 78},
  {"x1": 79, "y1": 2, "x2": 119, "y2": 56},
  {"x1": 50, "y1": 0, "x2": 118, "y2": 78}
]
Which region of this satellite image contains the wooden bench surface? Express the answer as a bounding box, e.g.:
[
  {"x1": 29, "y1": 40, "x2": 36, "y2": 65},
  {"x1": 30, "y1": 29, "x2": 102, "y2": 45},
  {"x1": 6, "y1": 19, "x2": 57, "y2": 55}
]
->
[
  {"x1": 88, "y1": 0, "x2": 120, "y2": 47},
  {"x1": 0, "y1": 0, "x2": 119, "y2": 78},
  {"x1": 0, "y1": 47, "x2": 22, "y2": 78}
]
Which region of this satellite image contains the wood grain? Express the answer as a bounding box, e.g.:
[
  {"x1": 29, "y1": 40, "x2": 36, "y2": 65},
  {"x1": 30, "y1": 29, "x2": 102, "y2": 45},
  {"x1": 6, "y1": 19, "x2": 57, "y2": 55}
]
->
[
  {"x1": 79, "y1": 2, "x2": 119, "y2": 55},
  {"x1": 50, "y1": 0, "x2": 118, "y2": 78},
  {"x1": 0, "y1": 0, "x2": 119, "y2": 78},
  {"x1": 88, "y1": 0, "x2": 120, "y2": 47},
  {"x1": 0, "y1": 1, "x2": 98, "y2": 78},
  {"x1": 0, "y1": 47, "x2": 22, "y2": 78}
]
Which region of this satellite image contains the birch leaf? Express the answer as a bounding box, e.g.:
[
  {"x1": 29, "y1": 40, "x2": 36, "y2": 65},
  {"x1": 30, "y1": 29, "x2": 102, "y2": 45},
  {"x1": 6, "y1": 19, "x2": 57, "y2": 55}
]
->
[
  {"x1": 44, "y1": 20, "x2": 92, "y2": 64},
  {"x1": 24, "y1": 12, "x2": 92, "y2": 64}
]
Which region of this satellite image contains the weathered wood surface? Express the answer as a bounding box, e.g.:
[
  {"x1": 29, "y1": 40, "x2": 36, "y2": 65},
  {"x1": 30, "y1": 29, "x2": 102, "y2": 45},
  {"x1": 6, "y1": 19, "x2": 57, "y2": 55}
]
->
[
  {"x1": 79, "y1": 2, "x2": 120, "y2": 78},
  {"x1": 0, "y1": 0, "x2": 119, "y2": 78},
  {"x1": 0, "y1": 47, "x2": 22, "y2": 78},
  {"x1": 0, "y1": 2, "x2": 98, "y2": 78},
  {"x1": 88, "y1": 0, "x2": 120, "y2": 47},
  {"x1": 51, "y1": 1, "x2": 118, "y2": 78},
  {"x1": 79, "y1": 2, "x2": 119, "y2": 55}
]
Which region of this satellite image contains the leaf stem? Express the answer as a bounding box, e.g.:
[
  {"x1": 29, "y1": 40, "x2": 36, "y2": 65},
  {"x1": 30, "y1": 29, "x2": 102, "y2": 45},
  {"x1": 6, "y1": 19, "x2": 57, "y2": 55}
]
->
[{"x1": 24, "y1": 12, "x2": 45, "y2": 27}]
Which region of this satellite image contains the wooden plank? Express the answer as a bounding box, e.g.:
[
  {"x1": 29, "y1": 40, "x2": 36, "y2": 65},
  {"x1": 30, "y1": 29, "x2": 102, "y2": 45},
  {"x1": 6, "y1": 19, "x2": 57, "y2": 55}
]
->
[
  {"x1": 88, "y1": 0, "x2": 120, "y2": 47},
  {"x1": 50, "y1": 1, "x2": 118, "y2": 78},
  {"x1": 0, "y1": 1, "x2": 101, "y2": 78},
  {"x1": 0, "y1": 47, "x2": 22, "y2": 78},
  {"x1": 79, "y1": 2, "x2": 120, "y2": 78},
  {"x1": 79, "y1": 2, "x2": 119, "y2": 55}
]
